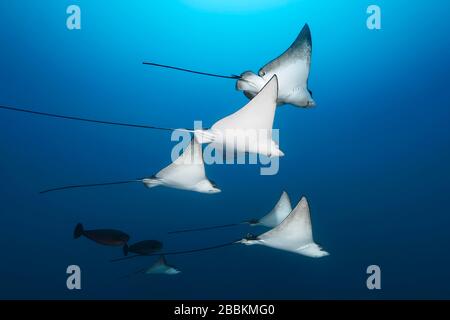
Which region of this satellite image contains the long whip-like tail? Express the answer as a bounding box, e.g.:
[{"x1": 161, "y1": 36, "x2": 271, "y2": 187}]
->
[
  {"x1": 168, "y1": 222, "x2": 245, "y2": 235},
  {"x1": 0, "y1": 104, "x2": 193, "y2": 132},
  {"x1": 40, "y1": 179, "x2": 143, "y2": 194},
  {"x1": 142, "y1": 62, "x2": 241, "y2": 80},
  {"x1": 109, "y1": 253, "x2": 144, "y2": 262},
  {"x1": 110, "y1": 240, "x2": 239, "y2": 263}
]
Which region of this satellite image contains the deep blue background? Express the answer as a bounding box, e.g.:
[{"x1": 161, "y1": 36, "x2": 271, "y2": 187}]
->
[{"x1": 0, "y1": 0, "x2": 449, "y2": 299}]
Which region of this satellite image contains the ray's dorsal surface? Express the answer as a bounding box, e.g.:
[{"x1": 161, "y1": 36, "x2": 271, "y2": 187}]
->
[{"x1": 239, "y1": 197, "x2": 329, "y2": 258}]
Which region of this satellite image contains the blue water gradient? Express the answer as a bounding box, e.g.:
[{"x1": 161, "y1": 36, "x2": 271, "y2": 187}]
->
[{"x1": 0, "y1": 0, "x2": 449, "y2": 299}]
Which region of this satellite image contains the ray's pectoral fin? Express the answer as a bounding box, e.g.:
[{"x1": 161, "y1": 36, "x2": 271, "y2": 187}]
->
[
  {"x1": 257, "y1": 191, "x2": 293, "y2": 228},
  {"x1": 214, "y1": 75, "x2": 278, "y2": 133},
  {"x1": 256, "y1": 23, "x2": 315, "y2": 108},
  {"x1": 151, "y1": 138, "x2": 221, "y2": 194},
  {"x1": 212, "y1": 75, "x2": 283, "y2": 157}
]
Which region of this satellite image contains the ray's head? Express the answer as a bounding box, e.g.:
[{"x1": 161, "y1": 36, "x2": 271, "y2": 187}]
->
[
  {"x1": 268, "y1": 144, "x2": 285, "y2": 158},
  {"x1": 195, "y1": 179, "x2": 221, "y2": 194},
  {"x1": 246, "y1": 218, "x2": 260, "y2": 226},
  {"x1": 237, "y1": 233, "x2": 260, "y2": 246},
  {"x1": 236, "y1": 71, "x2": 267, "y2": 97},
  {"x1": 291, "y1": 87, "x2": 315, "y2": 108},
  {"x1": 167, "y1": 268, "x2": 182, "y2": 275},
  {"x1": 307, "y1": 90, "x2": 315, "y2": 107}
]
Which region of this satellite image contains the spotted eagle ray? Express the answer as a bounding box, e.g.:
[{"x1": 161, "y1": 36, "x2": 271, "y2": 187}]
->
[
  {"x1": 238, "y1": 196, "x2": 329, "y2": 258},
  {"x1": 39, "y1": 138, "x2": 221, "y2": 194},
  {"x1": 120, "y1": 255, "x2": 181, "y2": 279},
  {"x1": 0, "y1": 74, "x2": 282, "y2": 159},
  {"x1": 111, "y1": 195, "x2": 328, "y2": 262},
  {"x1": 168, "y1": 191, "x2": 292, "y2": 234},
  {"x1": 144, "y1": 255, "x2": 181, "y2": 275},
  {"x1": 143, "y1": 24, "x2": 314, "y2": 108}
]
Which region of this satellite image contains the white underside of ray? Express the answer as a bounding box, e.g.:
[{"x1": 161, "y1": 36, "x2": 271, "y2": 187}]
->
[
  {"x1": 257, "y1": 191, "x2": 293, "y2": 228},
  {"x1": 196, "y1": 75, "x2": 283, "y2": 157},
  {"x1": 261, "y1": 59, "x2": 310, "y2": 104},
  {"x1": 143, "y1": 138, "x2": 218, "y2": 193},
  {"x1": 155, "y1": 138, "x2": 205, "y2": 186},
  {"x1": 250, "y1": 197, "x2": 329, "y2": 258},
  {"x1": 145, "y1": 256, "x2": 180, "y2": 275}
]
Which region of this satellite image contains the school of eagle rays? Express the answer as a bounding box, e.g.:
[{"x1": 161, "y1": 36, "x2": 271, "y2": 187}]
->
[{"x1": 0, "y1": 23, "x2": 330, "y2": 277}]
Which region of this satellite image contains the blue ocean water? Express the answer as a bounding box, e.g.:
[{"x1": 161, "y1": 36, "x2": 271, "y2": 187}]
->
[{"x1": 0, "y1": 0, "x2": 449, "y2": 299}]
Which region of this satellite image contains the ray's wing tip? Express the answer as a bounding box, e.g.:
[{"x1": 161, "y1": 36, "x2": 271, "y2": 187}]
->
[
  {"x1": 300, "y1": 23, "x2": 312, "y2": 45},
  {"x1": 302, "y1": 23, "x2": 311, "y2": 34},
  {"x1": 317, "y1": 248, "x2": 330, "y2": 258}
]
